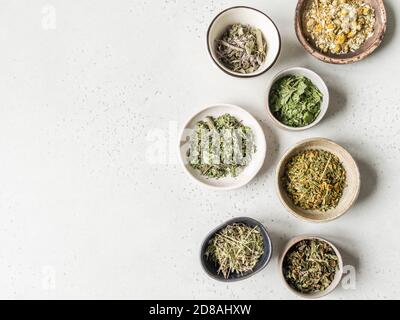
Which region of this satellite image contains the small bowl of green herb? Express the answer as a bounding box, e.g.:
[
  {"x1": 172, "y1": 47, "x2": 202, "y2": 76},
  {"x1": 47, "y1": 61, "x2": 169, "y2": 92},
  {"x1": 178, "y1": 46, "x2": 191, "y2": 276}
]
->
[
  {"x1": 276, "y1": 138, "x2": 361, "y2": 223},
  {"x1": 280, "y1": 235, "x2": 344, "y2": 299},
  {"x1": 179, "y1": 104, "x2": 267, "y2": 190},
  {"x1": 200, "y1": 217, "x2": 273, "y2": 282},
  {"x1": 266, "y1": 67, "x2": 329, "y2": 131},
  {"x1": 207, "y1": 6, "x2": 281, "y2": 77}
]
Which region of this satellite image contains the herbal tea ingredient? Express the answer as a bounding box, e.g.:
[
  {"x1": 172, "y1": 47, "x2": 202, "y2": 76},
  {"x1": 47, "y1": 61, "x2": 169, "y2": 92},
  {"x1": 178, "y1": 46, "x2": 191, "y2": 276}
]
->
[
  {"x1": 216, "y1": 24, "x2": 267, "y2": 74},
  {"x1": 283, "y1": 239, "x2": 339, "y2": 293},
  {"x1": 205, "y1": 223, "x2": 264, "y2": 279},
  {"x1": 283, "y1": 150, "x2": 346, "y2": 212},
  {"x1": 305, "y1": 0, "x2": 376, "y2": 54},
  {"x1": 269, "y1": 75, "x2": 323, "y2": 127},
  {"x1": 187, "y1": 114, "x2": 255, "y2": 179}
]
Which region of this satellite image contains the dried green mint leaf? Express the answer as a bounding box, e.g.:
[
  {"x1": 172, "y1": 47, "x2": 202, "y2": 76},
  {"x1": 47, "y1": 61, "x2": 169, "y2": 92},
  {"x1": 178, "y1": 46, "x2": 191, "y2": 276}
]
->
[{"x1": 269, "y1": 75, "x2": 323, "y2": 127}]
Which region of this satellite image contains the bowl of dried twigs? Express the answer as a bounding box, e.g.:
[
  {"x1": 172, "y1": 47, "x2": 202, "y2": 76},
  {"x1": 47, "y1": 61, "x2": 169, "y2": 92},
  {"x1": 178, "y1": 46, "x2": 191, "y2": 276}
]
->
[{"x1": 200, "y1": 217, "x2": 273, "y2": 282}]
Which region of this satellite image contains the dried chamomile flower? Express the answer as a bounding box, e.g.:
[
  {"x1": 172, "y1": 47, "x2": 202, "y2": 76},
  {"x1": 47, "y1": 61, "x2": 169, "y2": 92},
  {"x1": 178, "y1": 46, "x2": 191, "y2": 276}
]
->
[{"x1": 304, "y1": 0, "x2": 376, "y2": 54}]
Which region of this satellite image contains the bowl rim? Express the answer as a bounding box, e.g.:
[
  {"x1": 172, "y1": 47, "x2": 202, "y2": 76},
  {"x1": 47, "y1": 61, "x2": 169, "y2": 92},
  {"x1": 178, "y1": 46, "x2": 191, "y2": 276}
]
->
[
  {"x1": 266, "y1": 66, "x2": 330, "y2": 131},
  {"x1": 294, "y1": 0, "x2": 387, "y2": 64},
  {"x1": 200, "y1": 217, "x2": 273, "y2": 282},
  {"x1": 275, "y1": 137, "x2": 361, "y2": 223},
  {"x1": 178, "y1": 103, "x2": 267, "y2": 191},
  {"x1": 279, "y1": 235, "x2": 344, "y2": 299},
  {"x1": 206, "y1": 6, "x2": 282, "y2": 78}
]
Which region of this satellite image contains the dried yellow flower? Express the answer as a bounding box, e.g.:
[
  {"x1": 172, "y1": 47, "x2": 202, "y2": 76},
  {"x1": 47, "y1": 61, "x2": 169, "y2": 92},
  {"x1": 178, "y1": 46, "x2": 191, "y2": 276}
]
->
[{"x1": 305, "y1": 0, "x2": 376, "y2": 55}]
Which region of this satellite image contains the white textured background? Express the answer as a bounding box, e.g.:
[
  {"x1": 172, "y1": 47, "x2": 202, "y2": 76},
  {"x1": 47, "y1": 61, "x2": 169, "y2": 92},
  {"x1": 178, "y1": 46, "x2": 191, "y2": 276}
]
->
[{"x1": 0, "y1": 0, "x2": 399, "y2": 299}]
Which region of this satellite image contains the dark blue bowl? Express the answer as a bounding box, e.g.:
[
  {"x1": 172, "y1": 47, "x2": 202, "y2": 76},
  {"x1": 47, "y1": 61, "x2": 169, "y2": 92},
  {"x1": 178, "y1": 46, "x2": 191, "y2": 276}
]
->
[{"x1": 200, "y1": 217, "x2": 273, "y2": 282}]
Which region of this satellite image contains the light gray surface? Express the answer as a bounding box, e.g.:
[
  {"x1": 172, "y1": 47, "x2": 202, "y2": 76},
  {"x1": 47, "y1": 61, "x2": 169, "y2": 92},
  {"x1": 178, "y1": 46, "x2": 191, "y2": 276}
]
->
[{"x1": 0, "y1": 0, "x2": 398, "y2": 300}]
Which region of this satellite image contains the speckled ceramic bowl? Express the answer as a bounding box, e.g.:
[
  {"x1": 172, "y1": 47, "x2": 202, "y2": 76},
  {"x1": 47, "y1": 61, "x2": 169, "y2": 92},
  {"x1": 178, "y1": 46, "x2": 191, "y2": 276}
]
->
[
  {"x1": 200, "y1": 217, "x2": 273, "y2": 282},
  {"x1": 295, "y1": 0, "x2": 387, "y2": 64},
  {"x1": 276, "y1": 138, "x2": 360, "y2": 222}
]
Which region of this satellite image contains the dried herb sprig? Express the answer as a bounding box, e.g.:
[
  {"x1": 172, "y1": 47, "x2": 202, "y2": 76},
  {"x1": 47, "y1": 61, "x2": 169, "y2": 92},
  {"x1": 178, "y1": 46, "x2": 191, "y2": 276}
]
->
[
  {"x1": 216, "y1": 24, "x2": 267, "y2": 74},
  {"x1": 283, "y1": 239, "x2": 339, "y2": 293},
  {"x1": 205, "y1": 223, "x2": 264, "y2": 279},
  {"x1": 283, "y1": 149, "x2": 346, "y2": 212}
]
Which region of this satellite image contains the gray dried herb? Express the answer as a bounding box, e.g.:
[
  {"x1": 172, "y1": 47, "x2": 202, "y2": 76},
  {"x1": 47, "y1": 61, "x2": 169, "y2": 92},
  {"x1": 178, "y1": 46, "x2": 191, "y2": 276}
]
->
[
  {"x1": 283, "y1": 239, "x2": 339, "y2": 294},
  {"x1": 205, "y1": 223, "x2": 264, "y2": 279},
  {"x1": 216, "y1": 24, "x2": 267, "y2": 74}
]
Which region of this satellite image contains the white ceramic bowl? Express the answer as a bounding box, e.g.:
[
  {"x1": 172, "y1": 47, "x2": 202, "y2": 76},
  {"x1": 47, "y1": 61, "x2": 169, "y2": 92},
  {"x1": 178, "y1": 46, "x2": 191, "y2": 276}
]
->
[
  {"x1": 266, "y1": 67, "x2": 329, "y2": 131},
  {"x1": 207, "y1": 6, "x2": 281, "y2": 78},
  {"x1": 178, "y1": 104, "x2": 267, "y2": 190}
]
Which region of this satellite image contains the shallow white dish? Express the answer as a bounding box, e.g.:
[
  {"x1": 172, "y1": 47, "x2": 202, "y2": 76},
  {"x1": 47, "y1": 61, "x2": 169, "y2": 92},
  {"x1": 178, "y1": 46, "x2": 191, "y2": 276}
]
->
[
  {"x1": 207, "y1": 6, "x2": 281, "y2": 78},
  {"x1": 179, "y1": 104, "x2": 267, "y2": 190},
  {"x1": 266, "y1": 67, "x2": 329, "y2": 131}
]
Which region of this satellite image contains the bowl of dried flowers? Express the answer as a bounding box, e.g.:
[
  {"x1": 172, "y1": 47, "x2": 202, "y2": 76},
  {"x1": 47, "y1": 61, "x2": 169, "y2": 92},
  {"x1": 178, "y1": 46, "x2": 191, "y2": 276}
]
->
[{"x1": 295, "y1": 0, "x2": 387, "y2": 64}]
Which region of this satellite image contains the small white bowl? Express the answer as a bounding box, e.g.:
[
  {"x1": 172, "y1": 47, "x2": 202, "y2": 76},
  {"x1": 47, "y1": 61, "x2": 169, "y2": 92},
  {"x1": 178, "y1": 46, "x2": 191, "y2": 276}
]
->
[
  {"x1": 279, "y1": 235, "x2": 344, "y2": 299},
  {"x1": 266, "y1": 67, "x2": 329, "y2": 131},
  {"x1": 207, "y1": 6, "x2": 281, "y2": 78},
  {"x1": 178, "y1": 104, "x2": 267, "y2": 190}
]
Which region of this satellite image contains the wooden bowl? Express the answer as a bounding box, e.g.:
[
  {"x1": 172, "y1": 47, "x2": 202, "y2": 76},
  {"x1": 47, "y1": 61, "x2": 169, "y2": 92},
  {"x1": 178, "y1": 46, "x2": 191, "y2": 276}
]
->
[
  {"x1": 279, "y1": 235, "x2": 344, "y2": 299},
  {"x1": 276, "y1": 138, "x2": 360, "y2": 222},
  {"x1": 295, "y1": 0, "x2": 387, "y2": 64}
]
